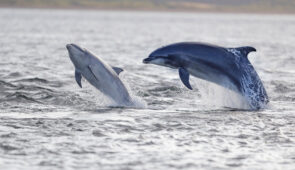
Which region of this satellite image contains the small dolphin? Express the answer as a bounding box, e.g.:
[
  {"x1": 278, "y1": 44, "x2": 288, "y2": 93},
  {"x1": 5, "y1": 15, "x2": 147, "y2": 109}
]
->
[
  {"x1": 66, "y1": 44, "x2": 132, "y2": 105},
  {"x1": 143, "y1": 42, "x2": 268, "y2": 110}
]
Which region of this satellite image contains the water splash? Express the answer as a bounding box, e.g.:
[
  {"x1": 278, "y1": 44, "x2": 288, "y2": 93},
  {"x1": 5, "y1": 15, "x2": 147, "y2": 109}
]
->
[
  {"x1": 86, "y1": 74, "x2": 147, "y2": 109},
  {"x1": 118, "y1": 74, "x2": 147, "y2": 108},
  {"x1": 195, "y1": 79, "x2": 251, "y2": 110}
]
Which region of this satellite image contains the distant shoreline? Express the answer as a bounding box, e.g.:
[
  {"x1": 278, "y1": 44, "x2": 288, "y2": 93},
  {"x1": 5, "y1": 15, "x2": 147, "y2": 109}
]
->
[{"x1": 0, "y1": 6, "x2": 295, "y2": 15}]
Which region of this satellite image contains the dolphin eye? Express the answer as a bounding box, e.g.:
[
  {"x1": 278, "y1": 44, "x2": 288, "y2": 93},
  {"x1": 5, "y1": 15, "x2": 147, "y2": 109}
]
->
[{"x1": 167, "y1": 55, "x2": 176, "y2": 60}]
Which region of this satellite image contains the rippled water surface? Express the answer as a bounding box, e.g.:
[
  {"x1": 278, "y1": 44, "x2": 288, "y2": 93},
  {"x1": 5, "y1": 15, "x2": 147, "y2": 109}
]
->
[{"x1": 0, "y1": 8, "x2": 295, "y2": 169}]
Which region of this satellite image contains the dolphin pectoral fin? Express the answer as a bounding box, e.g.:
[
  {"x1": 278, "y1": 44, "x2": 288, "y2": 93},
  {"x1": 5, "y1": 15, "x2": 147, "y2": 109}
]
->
[
  {"x1": 179, "y1": 67, "x2": 192, "y2": 90},
  {"x1": 75, "y1": 70, "x2": 82, "y2": 88},
  {"x1": 112, "y1": 67, "x2": 124, "y2": 75},
  {"x1": 88, "y1": 65, "x2": 99, "y2": 82}
]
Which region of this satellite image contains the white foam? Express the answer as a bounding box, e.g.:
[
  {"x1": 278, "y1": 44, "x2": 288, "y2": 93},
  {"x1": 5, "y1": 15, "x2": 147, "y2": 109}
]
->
[
  {"x1": 195, "y1": 79, "x2": 251, "y2": 110},
  {"x1": 109, "y1": 73, "x2": 147, "y2": 108},
  {"x1": 79, "y1": 72, "x2": 146, "y2": 108}
]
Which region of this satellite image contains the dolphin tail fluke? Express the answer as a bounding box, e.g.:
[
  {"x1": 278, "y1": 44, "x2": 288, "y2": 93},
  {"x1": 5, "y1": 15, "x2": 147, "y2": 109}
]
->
[
  {"x1": 234, "y1": 46, "x2": 256, "y2": 57},
  {"x1": 75, "y1": 70, "x2": 82, "y2": 88},
  {"x1": 112, "y1": 67, "x2": 124, "y2": 75},
  {"x1": 179, "y1": 67, "x2": 192, "y2": 90}
]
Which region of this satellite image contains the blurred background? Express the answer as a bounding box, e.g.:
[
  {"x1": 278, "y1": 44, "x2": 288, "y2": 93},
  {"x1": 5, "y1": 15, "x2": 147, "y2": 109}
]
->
[{"x1": 1, "y1": 0, "x2": 295, "y2": 13}]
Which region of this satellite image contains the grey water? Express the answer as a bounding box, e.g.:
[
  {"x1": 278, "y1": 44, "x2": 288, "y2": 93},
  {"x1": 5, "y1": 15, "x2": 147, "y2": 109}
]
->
[{"x1": 0, "y1": 8, "x2": 295, "y2": 170}]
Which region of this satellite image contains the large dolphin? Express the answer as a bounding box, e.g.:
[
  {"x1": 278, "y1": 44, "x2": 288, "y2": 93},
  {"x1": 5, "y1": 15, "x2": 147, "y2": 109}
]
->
[
  {"x1": 66, "y1": 44, "x2": 133, "y2": 105},
  {"x1": 143, "y1": 42, "x2": 268, "y2": 110}
]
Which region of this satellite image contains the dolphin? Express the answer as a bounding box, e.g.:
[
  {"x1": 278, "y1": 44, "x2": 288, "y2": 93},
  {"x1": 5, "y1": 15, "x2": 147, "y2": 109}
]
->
[
  {"x1": 66, "y1": 44, "x2": 133, "y2": 105},
  {"x1": 143, "y1": 42, "x2": 268, "y2": 110}
]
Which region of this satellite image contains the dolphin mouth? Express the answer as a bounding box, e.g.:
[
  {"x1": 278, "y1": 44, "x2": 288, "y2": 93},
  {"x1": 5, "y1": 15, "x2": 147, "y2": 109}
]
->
[
  {"x1": 66, "y1": 44, "x2": 72, "y2": 50},
  {"x1": 66, "y1": 44, "x2": 84, "y2": 52},
  {"x1": 143, "y1": 57, "x2": 154, "y2": 64}
]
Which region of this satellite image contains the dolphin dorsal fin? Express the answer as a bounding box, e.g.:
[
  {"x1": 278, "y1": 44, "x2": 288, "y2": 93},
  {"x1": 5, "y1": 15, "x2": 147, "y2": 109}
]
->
[
  {"x1": 179, "y1": 67, "x2": 192, "y2": 90},
  {"x1": 234, "y1": 46, "x2": 256, "y2": 57},
  {"x1": 112, "y1": 67, "x2": 124, "y2": 75}
]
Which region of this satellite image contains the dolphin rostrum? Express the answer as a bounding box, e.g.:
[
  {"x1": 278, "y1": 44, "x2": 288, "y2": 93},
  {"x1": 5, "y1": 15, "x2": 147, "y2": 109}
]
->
[
  {"x1": 143, "y1": 42, "x2": 269, "y2": 110},
  {"x1": 66, "y1": 44, "x2": 133, "y2": 105}
]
